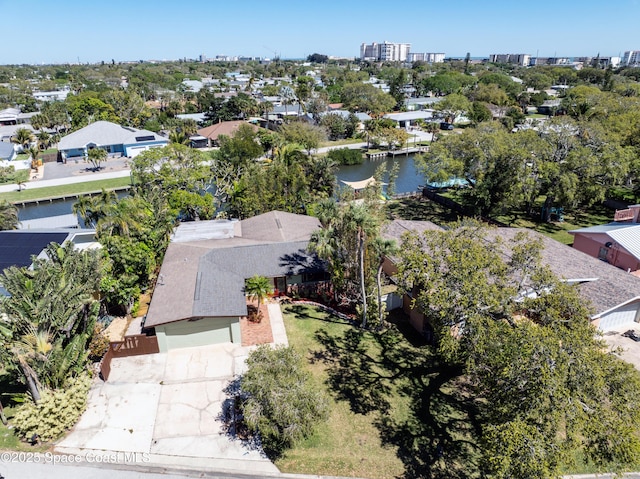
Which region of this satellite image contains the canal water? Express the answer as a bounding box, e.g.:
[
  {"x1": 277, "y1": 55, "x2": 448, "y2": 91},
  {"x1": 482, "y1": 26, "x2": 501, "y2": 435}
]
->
[{"x1": 18, "y1": 155, "x2": 423, "y2": 221}]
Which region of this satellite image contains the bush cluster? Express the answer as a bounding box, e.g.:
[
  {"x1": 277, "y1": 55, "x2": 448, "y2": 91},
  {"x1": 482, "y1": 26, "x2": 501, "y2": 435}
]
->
[
  {"x1": 240, "y1": 345, "x2": 328, "y2": 456},
  {"x1": 12, "y1": 374, "x2": 92, "y2": 442},
  {"x1": 327, "y1": 148, "x2": 363, "y2": 165}
]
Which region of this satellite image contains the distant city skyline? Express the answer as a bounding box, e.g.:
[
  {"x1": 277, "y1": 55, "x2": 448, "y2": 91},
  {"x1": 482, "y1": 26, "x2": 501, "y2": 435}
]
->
[{"x1": 0, "y1": 0, "x2": 637, "y2": 65}]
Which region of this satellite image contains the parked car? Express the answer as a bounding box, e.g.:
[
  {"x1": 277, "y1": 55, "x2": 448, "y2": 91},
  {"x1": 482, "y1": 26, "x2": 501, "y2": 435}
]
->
[{"x1": 440, "y1": 122, "x2": 454, "y2": 130}]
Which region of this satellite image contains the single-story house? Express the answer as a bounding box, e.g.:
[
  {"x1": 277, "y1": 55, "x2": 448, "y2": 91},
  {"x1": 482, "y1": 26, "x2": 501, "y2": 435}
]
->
[
  {"x1": 383, "y1": 110, "x2": 435, "y2": 129},
  {"x1": 382, "y1": 220, "x2": 640, "y2": 334},
  {"x1": 58, "y1": 121, "x2": 168, "y2": 160},
  {"x1": 0, "y1": 229, "x2": 98, "y2": 294},
  {"x1": 404, "y1": 97, "x2": 442, "y2": 111},
  {"x1": 145, "y1": 211, "x2": 326, "y2": 352},
  {"x1": 570, "y1": 205, "x2": 640, "y2": 274},
  {"x1": 197, "y1": 120, "x2": 259, "y2": 147},
  {"x1": 0, "y1": 142, "x2": 16, "y2": 162}
]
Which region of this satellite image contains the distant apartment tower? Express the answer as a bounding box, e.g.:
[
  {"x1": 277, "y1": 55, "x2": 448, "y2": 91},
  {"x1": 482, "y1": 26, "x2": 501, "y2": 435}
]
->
[
  {"x1": 622, "y1": 50, "x2": 640, "y2": 66},
  {"x1": 199, "y1": 54, "x2": 207, "y2": 63},
  {"x1": 530, "y1": 57, "x2": 570, "y2": 66},
  {"x1": 489, "y1": 53, "x2": 531, "y2": 66},
  {"x1": 407, "y1": 52, "x2": 445, "y2": 63},
  {"x1": 360, "y1": 41, "x2": 411, "y2": 62}
]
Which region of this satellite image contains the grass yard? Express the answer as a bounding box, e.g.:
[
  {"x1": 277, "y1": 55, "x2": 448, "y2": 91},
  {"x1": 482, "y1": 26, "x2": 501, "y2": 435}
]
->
[
  {"x1": 279, "y1": 304, "x2": 480, "y2": 478},
  {"x1": 278, "y1": 304, "x2": 405, "y2": 478},
  {"x1": 0, "y1": 176, "x2": 131, "y2": 203},
  {"x1": 386, "y1": 196, "x2": 461, "y2": 225},
  {"x1": 319, "y1": 138, "x2": 364, "y2": 148},
  {"x1": 433, "y1": 189, "x2": 614, "y2": 244}
]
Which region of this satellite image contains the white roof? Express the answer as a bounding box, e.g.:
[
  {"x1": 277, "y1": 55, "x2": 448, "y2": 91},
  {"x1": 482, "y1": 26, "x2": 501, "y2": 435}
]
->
[
  {"x1": 58, "y1": 121, "x2": 167, "y2": 151},
  {"x1": 384, "y1": 111, "x2": 434, "y2": 122}
]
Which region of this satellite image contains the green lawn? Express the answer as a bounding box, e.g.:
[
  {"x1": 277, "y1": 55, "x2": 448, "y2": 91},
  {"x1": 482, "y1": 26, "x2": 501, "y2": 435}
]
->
[
  {"x1": 0, "y1": 177, "x2": 131, "y2": 203},
  {"x1": 433, "y1": 190, "x2": 613, "y2": 244},
  {"x1": 386, "y1": 196, "x2": 461, "y2": 225},
  {"x1": 278, "y1": 304, "x2": 479, "y2": 478},
  {"x1": 319, "y1": 138, "x2": 364, "y2": 148},
  {"x1": 0, "y1": 169, "x2": 29, "y2": 186},
  {"x1": 278, "y1": 305, "x2": 405, "y2": 478}
]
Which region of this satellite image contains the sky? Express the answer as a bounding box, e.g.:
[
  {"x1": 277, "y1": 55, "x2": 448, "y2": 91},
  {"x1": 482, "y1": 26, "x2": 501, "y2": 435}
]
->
[{"x1": 0, "y1": 0, "x2": 638, "y2": 65}]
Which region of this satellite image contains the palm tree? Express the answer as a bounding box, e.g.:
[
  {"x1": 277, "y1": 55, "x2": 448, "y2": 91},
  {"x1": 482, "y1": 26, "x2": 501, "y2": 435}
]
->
[
  {"x1": 11, "y1": 128, "x2": 34, "y2": 152},
  {"x1": 0, "y1": 200, "x2": 19, "y2": 230},
  {"x1": 244, "y1": 275, "x2": 273, "y2": 322},
  {"x1": 36, "y1": 131, "x2": 52, "y2": 150},
  {"x1": 371, "y1": 238, "x2": 398, "y2": 330},
  {"x1": 245, "y1": 275, "x2": 273, "y2": 305},
  {"x1": 425, "y1": 122, "x2": 439, "y2": 144},
  {"x1": 168, "y1": 129, "x2": 190, "y2": 145},
  {"x1": 87, "y1": 147, "x2": 108, "y2": 171},
  {"x1": 28, "y1": 146, "x2": 40, "y2": 170}
]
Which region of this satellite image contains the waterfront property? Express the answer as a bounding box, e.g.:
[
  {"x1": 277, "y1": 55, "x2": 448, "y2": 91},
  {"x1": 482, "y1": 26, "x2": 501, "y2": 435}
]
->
[
  {"x1": 145, "y1": 211, "x2": 326, "y2": 351},
  {"x1": 58, "y1": 121, "x2": 168, "y2": 160}
]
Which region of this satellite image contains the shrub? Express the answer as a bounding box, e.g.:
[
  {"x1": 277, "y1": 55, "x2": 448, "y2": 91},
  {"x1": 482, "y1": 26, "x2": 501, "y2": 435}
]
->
[
  {"x1": 88, "y1": 322, "x2": 110, "y2": 361},
  {"x1": 327, "y1": 147, "x2": 363, "y2": 165},
  {"x1": 240, "y1": 345, "x2": 328, "y2": 456},
  {"x1": 12, "y1": 374, "x2": 92, "y2": 442}
]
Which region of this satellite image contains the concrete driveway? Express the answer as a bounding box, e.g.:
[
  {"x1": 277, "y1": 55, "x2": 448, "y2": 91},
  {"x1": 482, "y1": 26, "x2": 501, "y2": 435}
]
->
[
  {"x1": 56, "y1": 343, "x2": 278, "y2": 474},
  {"x1": 602, "y1": 324, "x2": 640, "y2": 370}
]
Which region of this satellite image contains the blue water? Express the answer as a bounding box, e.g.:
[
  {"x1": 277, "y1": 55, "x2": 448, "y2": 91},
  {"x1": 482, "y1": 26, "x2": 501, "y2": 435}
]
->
[{"x1": 18, "y1": 155, "x2": 424, "y2": 221}]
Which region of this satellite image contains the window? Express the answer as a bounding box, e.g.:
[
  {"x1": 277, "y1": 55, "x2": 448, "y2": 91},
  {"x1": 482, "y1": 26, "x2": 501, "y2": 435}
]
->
[{"x1": 598, "y1": 246, "x2": 609, "y2": 261}]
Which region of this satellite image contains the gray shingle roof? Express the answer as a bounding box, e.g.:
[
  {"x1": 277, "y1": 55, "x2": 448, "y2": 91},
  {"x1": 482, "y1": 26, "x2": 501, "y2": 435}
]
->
[
  {"x1": 484, "y1": 228, "x2": 640, "y2": 317},
  {"x1": 58, "y1": 121, "x2": 166, "y2": 150},
  {"x1": 385, "y1": 221, "x2": 640, "y2": 318},
  {"x1": 145, "y1": 211, "x2": 323, "y2": 327}
]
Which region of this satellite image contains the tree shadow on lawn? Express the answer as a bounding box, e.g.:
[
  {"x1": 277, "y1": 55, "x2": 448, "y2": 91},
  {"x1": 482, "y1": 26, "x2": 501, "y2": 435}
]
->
[
  {"x1": 313, "y1": 326, "x2": 482, "y2": 479},
  {"x1": 286, "y1": 304, "x2": 353, "y2": 326}
]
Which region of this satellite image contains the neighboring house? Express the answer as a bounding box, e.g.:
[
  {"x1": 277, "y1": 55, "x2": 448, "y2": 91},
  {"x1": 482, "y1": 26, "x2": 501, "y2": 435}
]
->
[
  {"x1": 0, "y1": 124, "x2": 37, "y2": 144},
  {"x1": 0, "y1": 229, "x2": 98, "y2": 294},
  {"x1": 570, "y1": 204, "x2": 640, "y2": 274},
  {"x1": 383, "y1": 110, "x2": 435, "y2": 129},
  {"x1": 33, "y1": 89, "x2": 69, "y2": 102},
  {"x1": 0, "y1": 108, "x2": 38, "y2": 126},
  {"x1": 145, "y1": 211, "x2": 326, "y2": 352},
  {"x1": 405, "y1": 97, "x2": 442, "y2": 111},
  {"x1": 382, "y1": 220, "x2": 640, "y2": 334},
  {"x1": 176, "y1": 112, "x2": 207, "y2": 125},
  {"x1": 0, "y1": 142, "x2": 16, "y2": 162},
  {"x1": 58, "y1": 121, "x2": 168, "y2": 160},
  {"x1": 197, "y1": 120, "x2": 259, "y2": 147}
]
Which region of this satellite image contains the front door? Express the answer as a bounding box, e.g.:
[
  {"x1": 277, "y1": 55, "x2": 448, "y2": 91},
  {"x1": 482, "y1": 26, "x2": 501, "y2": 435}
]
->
[{"x1": 273, "y1": 276, "x2": 287, "y2": 296}]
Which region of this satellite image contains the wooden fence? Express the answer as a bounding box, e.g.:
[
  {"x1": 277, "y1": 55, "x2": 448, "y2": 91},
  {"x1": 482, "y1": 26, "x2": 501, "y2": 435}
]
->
[{"x1": 99, "y1": 334, "x2": 159, "y2": 381}]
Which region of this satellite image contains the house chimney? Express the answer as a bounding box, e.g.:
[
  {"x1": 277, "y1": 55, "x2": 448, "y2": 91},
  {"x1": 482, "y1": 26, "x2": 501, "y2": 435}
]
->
[{"x1": 631, "y1": 205, "x2": 640, "y2": 223}]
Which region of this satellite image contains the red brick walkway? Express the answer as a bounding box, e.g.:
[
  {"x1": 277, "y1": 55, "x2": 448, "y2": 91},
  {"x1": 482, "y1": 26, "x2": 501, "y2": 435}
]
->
[{"x1": 239, "y1": 301, "x2": 274, "y2": 346}]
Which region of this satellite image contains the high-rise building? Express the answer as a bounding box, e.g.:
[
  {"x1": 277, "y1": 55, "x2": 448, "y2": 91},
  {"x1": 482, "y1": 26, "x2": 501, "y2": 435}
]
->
[
  {"x1": 360, "y1": 41, "x2": 411, "y2": 62},
  {"x1": 489, "y1": 53, "x2": 531, "y2": 66},
  {"x1": 408, "y1": 52, "x2": 445, "y2": 63},
  {"x1": 622, "y1": 50, "x2": 640, "y2": 66}
]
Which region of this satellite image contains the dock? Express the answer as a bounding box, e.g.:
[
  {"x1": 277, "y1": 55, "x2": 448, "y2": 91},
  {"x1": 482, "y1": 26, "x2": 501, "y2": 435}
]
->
[{"x1": 366, "y1": 146, "x2": 427, "y2": 159}]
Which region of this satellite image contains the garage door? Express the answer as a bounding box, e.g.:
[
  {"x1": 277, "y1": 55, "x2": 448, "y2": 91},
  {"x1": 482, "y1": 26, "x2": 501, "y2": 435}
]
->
[
  {"x1": 598, "y1": 303, "x2": 640, "y2": 331},
  {"x1": 162, "y1": 317, "x2": 238, "y2": 350},
  {"x1": 127, "y1": 146, "x2": 147, "y2": 158}
]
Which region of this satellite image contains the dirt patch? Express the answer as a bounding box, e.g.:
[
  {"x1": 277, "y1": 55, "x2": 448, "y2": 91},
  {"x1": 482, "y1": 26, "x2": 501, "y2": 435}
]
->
[{"x1": 103, "y1": 316, "x2": 131, "y2": 342}]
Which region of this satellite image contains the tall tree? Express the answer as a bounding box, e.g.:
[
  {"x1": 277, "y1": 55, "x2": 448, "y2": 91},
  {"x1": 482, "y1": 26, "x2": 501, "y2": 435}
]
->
[
  {"x1": 394, "y1": 224, "x2": 640, "y2": 477},
  {"x1": 0, "y1": 200, "x2": 19, "y2": 231}
]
